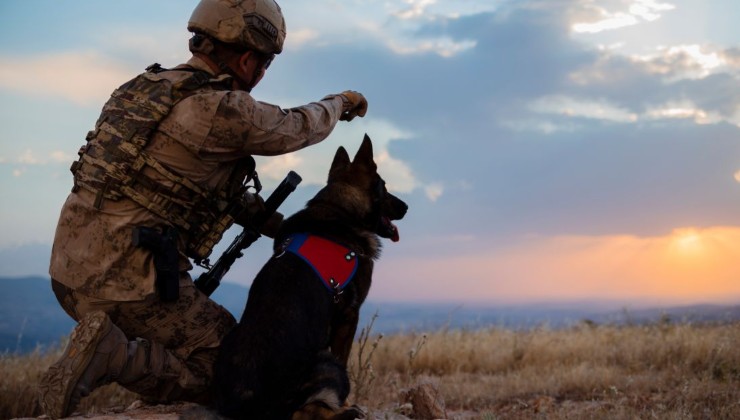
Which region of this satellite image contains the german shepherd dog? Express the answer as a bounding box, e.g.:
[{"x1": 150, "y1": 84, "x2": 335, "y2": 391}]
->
[{"x1": 213, "y1": 135, "x2": 408, "y2": 419}]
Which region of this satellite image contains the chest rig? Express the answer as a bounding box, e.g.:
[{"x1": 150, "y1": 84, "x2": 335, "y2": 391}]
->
[{"x1": 70, "y1": 63, "x2": 256, "y2": 262}]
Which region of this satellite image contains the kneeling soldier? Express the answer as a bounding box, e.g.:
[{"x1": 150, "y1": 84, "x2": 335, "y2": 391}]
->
[{"x1": 38, "y1": 0, "x2": 368, "y2": 417}]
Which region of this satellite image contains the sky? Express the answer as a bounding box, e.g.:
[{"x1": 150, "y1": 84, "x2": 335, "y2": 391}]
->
[{"x1": 1, "y1": 0, "x2": 739, "y2": 306}]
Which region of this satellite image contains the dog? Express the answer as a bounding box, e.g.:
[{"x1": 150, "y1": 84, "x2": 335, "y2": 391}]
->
[{"x1": 212, "y1": 135, "x2": 408, "y2": 419}]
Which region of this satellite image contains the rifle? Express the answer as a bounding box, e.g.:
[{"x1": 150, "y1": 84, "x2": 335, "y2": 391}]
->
[{"x1": 194, "y1": 170, "x2": 302, "y2": 296}]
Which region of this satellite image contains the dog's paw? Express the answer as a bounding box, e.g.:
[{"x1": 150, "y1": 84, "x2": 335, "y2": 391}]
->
[{"x1": 332, "y1": 405, "x2": 366, "y2": 420}]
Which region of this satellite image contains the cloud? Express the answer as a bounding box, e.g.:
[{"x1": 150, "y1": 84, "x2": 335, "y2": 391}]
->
[
  {"x1": 284, "y1": 28, "x2": 320, "y2": 50},
  {"x1": 529, "y1": 95, "x2": 638, "y2": 123},
  {"x1": 633, "y1": 44, "x2": 734, "y2": 81},
  {"x1": 424, "y1": 183, "x2": 444, "y2": 202},
  {"x1": 101, "y1": 27, "x2": 190, "y2": 65},
  {"x1": 644, "y1": 100, "x2": 723, "y2": 125},
  {"x1": 387, "y1": 37, "x2": 477, "y2": 58},
  {"x1": 374, "y1": 226, "x2": 740, "y2": 303},
  {"x1": 253, "y1": 118, "x2": 435, "y2": 199},
  {"x1": 523, "y1": 96, "x2": 735, "y2": 128},
  {"x1": 572, "y1": 12, "x2": 638, "y2": 34},
  {"x1": 18, "y1": 149, "x2": 40, "y2": 165},
  {"x1": 392, "y1": 0, "x2": 437, "y2": 21},
  {"x1": 50, "y1": 150, "x2": 75, "y2": 163},
  {"x1": 571, "y1": 0, "x2": 675, "y2": 34},
  {"x1": 562, "y1": 42, "x2": 740, "y2": 127},
  {"x1": 6, "y1": 149, "x2": 76, "y2": 167},
  {"x1": 283, "y1": 1, "x2": 740, "y2": 243},
  {"x1": 0, "y1": 51, "x2": 134, "y2": 106},
  {"x1": 282, "y1": 0, "x2": 488, "y2": 57},
  {"x1": 2, "y1": 148, "x2": 69, "y2": 178}
]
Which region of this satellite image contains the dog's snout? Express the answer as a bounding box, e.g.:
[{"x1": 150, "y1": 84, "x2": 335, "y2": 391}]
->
[{"x1": 392, "y1": 197, "x2": 408, "y2": 220}]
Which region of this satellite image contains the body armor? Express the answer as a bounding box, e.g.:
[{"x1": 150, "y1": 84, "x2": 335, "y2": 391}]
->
[{"x1": 71, "y1": 64, "x2": 256, "y2": 262}]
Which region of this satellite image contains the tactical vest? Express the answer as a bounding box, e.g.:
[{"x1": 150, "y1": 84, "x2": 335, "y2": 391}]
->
[{"x1": 70, "y1": 64, "x2": 256, "y2": 263}]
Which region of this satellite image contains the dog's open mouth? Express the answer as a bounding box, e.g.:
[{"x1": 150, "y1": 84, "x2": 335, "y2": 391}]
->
[{"x1": 379, "y1": 216, "x2": 400, "y2": 242}]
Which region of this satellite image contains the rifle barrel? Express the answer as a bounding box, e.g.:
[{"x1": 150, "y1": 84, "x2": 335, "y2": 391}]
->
[{"x1": 194, "y1": 171, "x2": 302, "y2": 296}]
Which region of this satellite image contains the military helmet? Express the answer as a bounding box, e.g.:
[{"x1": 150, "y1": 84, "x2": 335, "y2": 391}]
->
[{"x1": 188, "y1": 0, "x2": 286, "y2": 55}]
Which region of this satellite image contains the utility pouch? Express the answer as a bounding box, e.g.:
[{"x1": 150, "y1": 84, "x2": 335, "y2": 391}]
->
[{"x1": 132, "y1": 226, "x2": 180, "y2": 302}]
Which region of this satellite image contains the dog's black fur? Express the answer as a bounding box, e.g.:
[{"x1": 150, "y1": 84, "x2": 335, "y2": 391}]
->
[{"x1": 213, "y1": 136, "x2": 408, "y2": 420}]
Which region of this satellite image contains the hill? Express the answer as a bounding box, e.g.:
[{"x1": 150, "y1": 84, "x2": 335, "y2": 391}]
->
[
  {"x1": 2, "y1": 276, "x2": 739, "y2": 354},
  {"x1": 0, "y1": 276, "x2": 249, "y2": 353},
  {"x1": 3, "y1": 322, "x2": 739, "y2": 419}
]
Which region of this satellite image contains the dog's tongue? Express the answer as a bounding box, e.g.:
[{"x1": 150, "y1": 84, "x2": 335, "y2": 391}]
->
[{"x1": 388, "y1": 218, "x2": 400, "y2": 242}]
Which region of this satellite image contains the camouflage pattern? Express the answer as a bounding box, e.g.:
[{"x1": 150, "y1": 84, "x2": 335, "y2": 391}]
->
[
  {"x1": 44, "y1": 47, "x2": 348, "y2": 411},
  {"x1": 71, "y1": 64, "x2": 252, "y2": 262},
  {"x1": 51, "y1": 280, "x2": 236, "y2": 401},
  {"x1": 50, "y1": 55, "x2": 345, "y2": 301},
  {"x1": 188, "y1": 0, "x2": 287, "y2": 55}
]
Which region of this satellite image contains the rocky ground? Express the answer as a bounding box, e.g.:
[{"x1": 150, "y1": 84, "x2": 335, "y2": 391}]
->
[
  {"x1": 17, "y1": 383, "x2": 456, "y2": 420},
  {"x1": 18, "y1": 402, "x2": 446, "y2": 420}
]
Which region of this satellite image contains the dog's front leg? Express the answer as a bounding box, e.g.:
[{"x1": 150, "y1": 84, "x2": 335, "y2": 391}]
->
[{"x1": 330, "y1": 310, "x2": 359, "y2": 366}]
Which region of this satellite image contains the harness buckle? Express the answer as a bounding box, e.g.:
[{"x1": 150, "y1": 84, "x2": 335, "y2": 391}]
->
[{"x1": 329, "y1": 278, "x2": 344, "y2": 303}]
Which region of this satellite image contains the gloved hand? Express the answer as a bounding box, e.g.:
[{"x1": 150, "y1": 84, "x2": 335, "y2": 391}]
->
[
  {"x1": 236, "y1": 192, "x2": 284, "y2": 238},
  {"x1": 260, "y1": 211, "x2": 283, "y2": 239},
  {"x1": 338, "y1": 90, "x2": 368, "y2": 121}
]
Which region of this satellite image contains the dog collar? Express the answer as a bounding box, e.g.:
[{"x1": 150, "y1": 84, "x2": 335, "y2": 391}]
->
[{"x1": 280, "y1": 233, "x2": 359, "y2": 297}]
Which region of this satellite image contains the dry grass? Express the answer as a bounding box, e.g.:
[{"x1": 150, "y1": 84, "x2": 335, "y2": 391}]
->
[
  {"x1": 2, "y1": 320, "x2": 739, "y2": 419},
  {"x1": 0, "y1": 337, "x2": 138, "y2": 420},
  {"x1": 349, "y1": 320, "x2": 740, "y2": 418}
]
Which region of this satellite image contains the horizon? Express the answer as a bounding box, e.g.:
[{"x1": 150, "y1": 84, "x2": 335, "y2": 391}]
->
[
  {"x1": 2, "y1": 273, "x2": 739, "y2": 311},
  {"x1": 1, "y1": 0, "x2": 739, "y2": 305}
]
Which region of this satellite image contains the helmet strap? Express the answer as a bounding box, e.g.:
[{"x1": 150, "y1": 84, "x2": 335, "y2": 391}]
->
[{"x1": 189, "y1": 33, "x2": 215, "y2": 55}]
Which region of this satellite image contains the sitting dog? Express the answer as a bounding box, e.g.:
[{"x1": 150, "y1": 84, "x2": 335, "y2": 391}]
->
[{"x1": 213, "y1": 135, "x2": 408, "y2": 419}]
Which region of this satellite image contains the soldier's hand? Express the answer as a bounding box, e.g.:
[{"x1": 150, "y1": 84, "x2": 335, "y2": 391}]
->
[
  {"x1": 260, "y1": 211, "x2": 283, "y2": 239},
  {"x1": 338, "y1": 90, "x2": 368, "y2": 121}
]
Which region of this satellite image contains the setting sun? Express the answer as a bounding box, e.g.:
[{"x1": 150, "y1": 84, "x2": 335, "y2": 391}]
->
[
  {"x1": 671, "y1": 229, "x2": 704, "y2": 255},
  {"x1": 375, "y1": 226, "x2": 740, "y2": 304}
]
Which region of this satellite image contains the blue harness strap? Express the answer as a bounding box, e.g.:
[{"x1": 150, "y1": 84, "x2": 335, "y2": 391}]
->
[{"x1": 282, "y1": 233, "x2": 359, "y2": 295}]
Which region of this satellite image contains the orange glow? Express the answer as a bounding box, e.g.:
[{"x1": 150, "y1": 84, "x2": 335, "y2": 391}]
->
[
  {"x1": 374, "y1": 226, "x2": 740, "y2": 304},
  {"x1": 669, "y1": 228, "x2": 704, "y2": 255}
]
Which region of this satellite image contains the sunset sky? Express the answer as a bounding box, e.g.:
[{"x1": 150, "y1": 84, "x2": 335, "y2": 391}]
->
[{"x1": 1, "y1": 0, "x2": 739, "y2": 305}]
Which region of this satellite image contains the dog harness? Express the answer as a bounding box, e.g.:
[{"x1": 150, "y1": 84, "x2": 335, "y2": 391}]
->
[{"x1": 280, "y1": 233, "x2": 359, "y2": 299}]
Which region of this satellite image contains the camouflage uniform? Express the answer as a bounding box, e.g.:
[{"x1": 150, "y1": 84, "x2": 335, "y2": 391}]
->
[{"x1": 47, "y1": 55, "x2": 347, "y2": 401}]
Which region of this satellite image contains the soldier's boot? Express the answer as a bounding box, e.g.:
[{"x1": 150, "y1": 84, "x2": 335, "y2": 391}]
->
[
  {"x1": 117, "y1": 339, "x2": 202, "y2": 405},
  {"x1": 37, "y1": 311, "x2": 150, "y2": 419}
]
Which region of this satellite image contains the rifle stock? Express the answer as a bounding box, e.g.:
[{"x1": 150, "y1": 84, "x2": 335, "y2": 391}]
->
[{"x1": 195, "y1": 171, "x2": 302, "y2": 296}]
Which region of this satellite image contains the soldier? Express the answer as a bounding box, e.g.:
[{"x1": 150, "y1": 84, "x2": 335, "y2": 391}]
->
[{"x1": 37, "y1": 0, "x2": 368, "y2": 418}]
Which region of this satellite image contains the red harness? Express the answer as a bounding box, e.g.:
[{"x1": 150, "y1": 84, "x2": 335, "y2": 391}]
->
[{"x1": 280, "y1": 233, "x2": 359, "y2": 297}]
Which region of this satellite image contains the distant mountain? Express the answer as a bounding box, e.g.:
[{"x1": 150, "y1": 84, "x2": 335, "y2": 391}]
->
[
  {"x1": 0, "y1": 276, "x2": 251, "y2": 354},
  {"x1": 359, "y1": 301, "x2": 740, "y2": 334},
  {"x1": 0, "y1": 276, "x2": 75, "y2": 353},
  {"x1": 1, "y1": 276, "x2": 739, "y2": 354}
]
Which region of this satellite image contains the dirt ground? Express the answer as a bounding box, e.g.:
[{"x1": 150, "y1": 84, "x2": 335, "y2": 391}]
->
[{"x1": 7, "y1": 398, "x2": 642, "y2": 420}]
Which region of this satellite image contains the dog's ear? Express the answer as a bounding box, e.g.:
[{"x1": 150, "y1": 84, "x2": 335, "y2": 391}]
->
[
  {"x1": 329, "y1": 146, "x2": 351, "y2": 180},
  {"x1": 352, "y1": 134, "x2": 377, "y2": 170}
]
